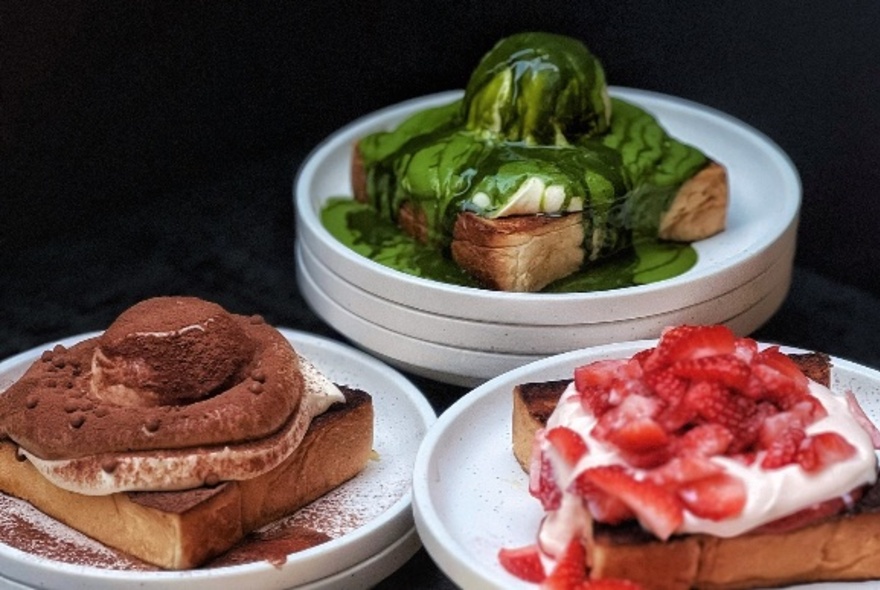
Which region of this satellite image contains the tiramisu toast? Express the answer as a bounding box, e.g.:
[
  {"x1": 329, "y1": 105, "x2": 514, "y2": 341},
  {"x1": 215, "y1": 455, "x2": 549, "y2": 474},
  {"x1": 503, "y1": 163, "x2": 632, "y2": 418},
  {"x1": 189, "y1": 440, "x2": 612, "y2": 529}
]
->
[
  {"x1": 0, "y1": 297, "x2": 374, "y2": 569},
  {"x1": 350, "y1": 32, "x2": 728, "y2": 292},
  {"x1": 504, "y1": 325, "x2": 880, "y2": 589}
]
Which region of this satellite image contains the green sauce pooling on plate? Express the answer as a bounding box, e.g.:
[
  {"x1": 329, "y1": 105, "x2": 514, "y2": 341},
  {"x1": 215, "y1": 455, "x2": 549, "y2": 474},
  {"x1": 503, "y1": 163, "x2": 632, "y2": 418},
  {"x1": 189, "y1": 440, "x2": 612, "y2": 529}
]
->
[{"x1": 325, "y1": 32, "x2": 711, "y2": 292}]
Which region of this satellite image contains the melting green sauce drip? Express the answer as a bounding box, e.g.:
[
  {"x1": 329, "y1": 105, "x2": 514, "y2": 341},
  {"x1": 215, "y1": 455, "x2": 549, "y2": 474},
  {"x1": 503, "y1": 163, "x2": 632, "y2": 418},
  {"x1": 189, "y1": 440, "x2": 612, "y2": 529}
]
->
[
  {"x1": 321, "y1": 33, "x2": 706, "y2": 292},
  {"x1": 322, "y1": 198, "x2": 697, "y2": 292}
]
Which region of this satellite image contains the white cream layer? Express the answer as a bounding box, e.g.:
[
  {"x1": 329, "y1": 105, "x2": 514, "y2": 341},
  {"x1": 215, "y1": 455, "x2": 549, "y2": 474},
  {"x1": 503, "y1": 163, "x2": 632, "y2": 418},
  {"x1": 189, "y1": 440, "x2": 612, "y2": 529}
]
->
[
  {"x1": 537, "y1": 380, "x2": 878, "y2": 559},
  {"x1": 21, "y1": 355, "x2": 345, "y2": 496}
]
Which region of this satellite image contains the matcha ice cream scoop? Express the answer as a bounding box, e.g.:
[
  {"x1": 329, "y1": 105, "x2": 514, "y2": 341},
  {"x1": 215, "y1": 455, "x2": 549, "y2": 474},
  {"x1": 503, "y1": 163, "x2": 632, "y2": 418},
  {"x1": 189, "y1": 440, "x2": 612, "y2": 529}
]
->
[{"x1": 463, "y1": 31, "x2": 611, "y2": 145}]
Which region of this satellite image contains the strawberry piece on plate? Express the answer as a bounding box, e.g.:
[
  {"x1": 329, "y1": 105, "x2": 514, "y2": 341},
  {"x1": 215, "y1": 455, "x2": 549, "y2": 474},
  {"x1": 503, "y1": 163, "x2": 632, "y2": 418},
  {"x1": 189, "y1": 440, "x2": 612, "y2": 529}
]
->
[
  {"x1": 542, "y1": 537, "x2": 588, "y2": 589},
  {"x1": 498, "y1": 544, "x2": 546, "y2": 583}
]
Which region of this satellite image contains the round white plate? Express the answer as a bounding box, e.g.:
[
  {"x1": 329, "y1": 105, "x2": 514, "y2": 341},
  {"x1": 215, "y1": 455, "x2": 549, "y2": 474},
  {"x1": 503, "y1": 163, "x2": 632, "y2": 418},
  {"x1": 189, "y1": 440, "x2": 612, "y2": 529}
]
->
[
  {"x1": 0, "y1": 330, "x2": 435, "y2": 590},
  {"x1": 294, "y1": 88, "x2": 800, "y2": 325},
  {"x1": 297, "y1": 241, "x2": 792, "y2": 386},
  {"x1": 412, "y1": 339, "x2": 880, "y2": 589},
  {"x1": 298, "y1": 235, "x2": 793, "y2": 354}
]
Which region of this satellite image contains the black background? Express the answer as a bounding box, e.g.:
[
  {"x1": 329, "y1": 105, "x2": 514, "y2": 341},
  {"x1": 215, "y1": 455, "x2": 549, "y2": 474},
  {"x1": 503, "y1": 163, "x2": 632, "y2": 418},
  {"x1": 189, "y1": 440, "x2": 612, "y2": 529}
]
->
[{"x1": 2, "y1": 2, "x2": 880, "y2": 586}]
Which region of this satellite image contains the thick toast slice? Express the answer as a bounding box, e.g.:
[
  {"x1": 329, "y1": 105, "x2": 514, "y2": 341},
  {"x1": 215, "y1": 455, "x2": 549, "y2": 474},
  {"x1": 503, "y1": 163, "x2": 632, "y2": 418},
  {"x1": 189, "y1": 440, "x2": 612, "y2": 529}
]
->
[
  {"x1": 351, "y1": 144, "x2": 727, "y2": 292},
  {"x1": 510, "y1": 353, "x2": 880, "y2": 590},
  {"x1": 0, "y1": 388, "x2": 373, "y2": 570}
]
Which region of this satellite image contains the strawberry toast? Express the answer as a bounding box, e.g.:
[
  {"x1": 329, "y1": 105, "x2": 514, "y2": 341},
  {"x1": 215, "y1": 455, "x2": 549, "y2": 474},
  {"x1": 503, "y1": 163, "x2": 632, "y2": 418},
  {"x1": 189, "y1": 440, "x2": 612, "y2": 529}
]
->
[{"x1": 504, "y1": 325, "x2": 880, "y2": 589}]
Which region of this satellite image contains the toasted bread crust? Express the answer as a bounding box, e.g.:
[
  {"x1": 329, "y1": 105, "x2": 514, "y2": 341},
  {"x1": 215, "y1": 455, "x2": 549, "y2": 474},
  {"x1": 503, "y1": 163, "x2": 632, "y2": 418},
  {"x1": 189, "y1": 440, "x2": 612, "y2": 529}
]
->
[
  {"x1": 0, "y1": 388, "x2": 373, "y2": 570},
  {"x1": 658, "y1": 162, "x2": 728, "y2": 242},
  {"x1": 351, "y1": 143, "x2": 727, "y2": 291},
  {"x1": 509, "y1": 353, "x2": 880, "y2": 589}
]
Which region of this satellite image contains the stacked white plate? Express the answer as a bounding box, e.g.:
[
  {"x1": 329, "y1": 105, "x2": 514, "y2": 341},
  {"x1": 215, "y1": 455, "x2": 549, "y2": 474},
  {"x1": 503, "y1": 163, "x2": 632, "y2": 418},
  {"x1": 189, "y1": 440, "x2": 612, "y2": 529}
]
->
[
  {"x1": 294, "y1": 88, "x2": 801, "y2": 387},
  {"x1": 0, "y1": 330, "x2": 436, "y2": 590}
]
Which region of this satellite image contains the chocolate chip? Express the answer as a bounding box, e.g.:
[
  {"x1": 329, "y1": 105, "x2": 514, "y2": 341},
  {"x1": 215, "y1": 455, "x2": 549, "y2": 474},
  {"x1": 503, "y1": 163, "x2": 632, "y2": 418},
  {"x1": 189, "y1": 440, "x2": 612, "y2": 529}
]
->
[
  {"x1": 204, "y1": 473, "x2": 221, "y2": 487},
  {"x1": 145, "y1": 417, "x2": 161, "y2": 433},
  {"x1": 69, "y1": 414, "x2": 85, "y2": 428},
  {"x1": 248, "y1": 382, "x2": 264, "y2": 394},
  {"x1": 251, "y1": 369, "x2": 267, "y2": 383},
  {"x1": 15, "y1": 449, "x2": 27, "y2": 462},
  {"x1": 65, "y1": 380, "x2": 75, "y2": 389},
  {"x1": 101, "y1": 459, "x2": 118, "y2": 473},
  {"x1": 40, "y1": 350, "x2": 53, "y2": 363},
  {"x1": 63, "y1": 400, "x2": 79, "y2": 413},
  {"x1": 25, "y1": 395, "x2": 39, "y2": 409},
  {"x1": 52, "y1": 356, "x2": 66, "y2": 369},
  {"x1": 249, "y1": 314, "x2": 264, "y2": 325},
  {"x1": 52, "y1": 344, "x2": 67, "y2": 354}
]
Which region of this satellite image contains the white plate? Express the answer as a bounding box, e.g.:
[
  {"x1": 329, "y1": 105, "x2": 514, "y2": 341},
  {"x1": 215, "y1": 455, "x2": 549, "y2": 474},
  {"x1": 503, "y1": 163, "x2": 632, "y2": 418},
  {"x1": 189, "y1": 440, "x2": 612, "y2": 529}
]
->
[
  {"x1": 298, "y1": 235, "x2": 793, "y2": 354},
  {"x1": 294, "y1": 88, "x2": 800, "y2": 325},
  {"x1": 412, "y1": 340, "x2": 880, "y2": 589},
  {"x1": 0, "y1": 528, "x2": 421, "y2": 590},
  {"x1": 297, "y1": 241, "x2": 792, "y2": 386},
  {"x1": 0, "y1": 330, "x2": 436, "y2": 590}
]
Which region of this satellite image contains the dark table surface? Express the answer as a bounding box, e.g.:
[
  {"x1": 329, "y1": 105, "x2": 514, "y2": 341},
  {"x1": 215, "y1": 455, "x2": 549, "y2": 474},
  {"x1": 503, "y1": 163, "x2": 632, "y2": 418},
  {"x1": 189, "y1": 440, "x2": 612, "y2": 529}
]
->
[{"x1": 3, "y1": 2, "x2": 880, "y2": 588}]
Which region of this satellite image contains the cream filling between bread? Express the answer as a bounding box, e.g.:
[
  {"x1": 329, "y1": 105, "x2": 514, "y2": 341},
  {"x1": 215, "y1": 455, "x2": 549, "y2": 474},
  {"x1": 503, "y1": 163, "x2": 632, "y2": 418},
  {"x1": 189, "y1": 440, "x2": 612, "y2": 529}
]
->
[
  {"x1": 470, "y1": 176, "x2": 584, "y2": 218},
  {"x1": 20, "y1": 356, "x2": 346, "y2": 496},
  {"x1": 537, "y1": 380, "x2": 878, "y2": 560}
]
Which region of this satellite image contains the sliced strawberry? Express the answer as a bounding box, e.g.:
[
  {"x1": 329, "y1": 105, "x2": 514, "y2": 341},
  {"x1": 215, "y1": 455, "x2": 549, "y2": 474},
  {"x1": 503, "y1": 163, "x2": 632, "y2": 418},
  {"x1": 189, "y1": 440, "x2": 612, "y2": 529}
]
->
[
  {"x1": 675, "y1": 423, "x2": 734, "y2": 457},
  {"x1": 797, "y1": 431, "x2": 857, "y2": 473},
  {"x1": 499, "y1": 544, "x2": 546, "y2": 583},
  {"x1": 669, "y1": 354, "x2": 751, "y2": 391},
  {"x1": 643, "y1": 368, "x2": 689, "y2": 405},
  {"x1": 678, "y1": 472, "x2": 746, "y2": 521},
  {"x1": 648, "y1": 455, "x2": 724, "y2": 487},
  {"x1": 574, "y1": 359, "x2": 630, "y2": 391},
  {"x1": 542, "y1": 537, "x2": 588, "y2": 590},
  {"x1": 579, "y1": 385, "x2": 613, "y2": 416},
  {"x1": 606, "y1": 417, "x2": 669, "y2": 454},
  {"x1": 732, "y1": 336, "x2": 759, "y2": 364},
  {"x1": 546, "y1": 426, "x2": 589, "y2": 466},
  {"x1": 580, "y1": 466, "x2": 683, "y2": 540},
  {"x1": 530, "y1": 445, "x2": 563, "y2": 510},
  {"x1": 592, "y1": 394, "x2": 661, "y2": 442},
  {"x1": 569, "y1": 470, "x2": 635, "y2": 524},
  {"x1": 760, "y1": 423, "x2": 806, "y2": 469},
  {"x1": 845, "y1": 390, "x2": 880, "y2": 448},
  {"x1": 648, "y1": 325, "x2": 737, "y2": 370},
  {"x1": 757, "y1": 346, "x2": 809, "y2": 390},
  {"x1": 751, "y1": 362, "x2": 807, "y2": 409},
  {"x1": 586, "y1": 493, "x2": 635, "y2": 524},
  {"x1": 685, "y1": 381, "x2": 756, "y2": 439}
]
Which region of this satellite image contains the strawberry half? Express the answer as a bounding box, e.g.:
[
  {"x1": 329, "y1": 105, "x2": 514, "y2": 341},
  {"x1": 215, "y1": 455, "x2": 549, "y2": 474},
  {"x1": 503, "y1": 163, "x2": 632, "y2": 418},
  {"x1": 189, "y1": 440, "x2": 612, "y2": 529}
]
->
[
  {"x1": 546, "y1": 426, "x2": 589, "y2": 466},
  {"x1": 797, "y1": 431, "x2": 857, "y2": 473},
  {"x1": 678, "y1": 472, "x2": 747, "y2": 521},
  {"x1": 498, "y1": 544, "x2": 546, "y2": 583},
  {"x1": 580, "y1": 466, "x2": 683, "y2": 540},
  {"x1": 542, "y1": 537, "x2": 588, "y2": 590}
]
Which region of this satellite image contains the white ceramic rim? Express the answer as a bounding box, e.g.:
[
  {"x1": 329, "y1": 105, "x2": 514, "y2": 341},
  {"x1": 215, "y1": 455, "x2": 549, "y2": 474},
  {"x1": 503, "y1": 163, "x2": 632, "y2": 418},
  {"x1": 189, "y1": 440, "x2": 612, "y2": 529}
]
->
[
  {"x1": 411, "y1": 340, "x2": 880, "y2": 590},
  {"x1": 298, "y1": 234, "x2": 794, "y2": 355},
  {"x1": 297, "y1": 245, "x2": 792, "y2": 387},
  {"x1": 294, "y1": 87, "x2": 801, "y2": 325},
  {"x1": 0, "y1": 330, "x2": 435, "y2": 590}
]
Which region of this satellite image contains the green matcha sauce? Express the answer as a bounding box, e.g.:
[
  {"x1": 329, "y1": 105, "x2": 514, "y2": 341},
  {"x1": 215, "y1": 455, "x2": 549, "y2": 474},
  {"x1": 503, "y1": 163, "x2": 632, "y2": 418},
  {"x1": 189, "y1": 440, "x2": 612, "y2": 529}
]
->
[
  {"x1": 321, "y1": 32, "x2": 703, "y2": 292},
  {"x1": 322, "y1": 198, "x2": 696, "y2": 292}
]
